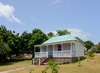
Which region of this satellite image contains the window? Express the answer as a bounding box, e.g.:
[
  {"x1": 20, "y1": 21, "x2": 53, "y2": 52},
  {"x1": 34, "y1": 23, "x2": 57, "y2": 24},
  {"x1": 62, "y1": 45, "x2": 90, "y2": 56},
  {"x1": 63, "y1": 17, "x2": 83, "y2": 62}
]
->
[
  {"x1": 63, "y1": 43, "x2": 70, "y2": 51},
  {"x1": 58, "y1": 44, "x2": 61, "y2": 51}
]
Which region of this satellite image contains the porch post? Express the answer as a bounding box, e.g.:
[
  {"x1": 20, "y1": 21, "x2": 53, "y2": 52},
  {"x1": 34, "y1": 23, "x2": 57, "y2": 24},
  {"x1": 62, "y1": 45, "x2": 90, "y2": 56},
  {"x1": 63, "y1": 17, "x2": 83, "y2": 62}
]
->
[
  {"x1": 46, "y1": 45, "x2": 48, "y2": 58},
  {"x1": 53, "y1": 44, "x2": 54, "y2": 57},
  {"x1": 40, "y1": 46, "x2": 42, "y2": 58},
  {"x1": 39, "y1": 58, "x2": 40, "y2": 65},
  {"x1": 61, "y1": 43, "x2": 63, "y2": 51},
  {"x1": 34, "y1": 46, "x2": 35, "y2": 58},
  {"x1": 75, "y1": 42, "x2": 77, "y2": 57},
  {"x1": 61, "y1": 43, "x2": 63, "y2": 57},
  {"x1": 70, "y1": 42, "x2": 72, "y2": 57}
]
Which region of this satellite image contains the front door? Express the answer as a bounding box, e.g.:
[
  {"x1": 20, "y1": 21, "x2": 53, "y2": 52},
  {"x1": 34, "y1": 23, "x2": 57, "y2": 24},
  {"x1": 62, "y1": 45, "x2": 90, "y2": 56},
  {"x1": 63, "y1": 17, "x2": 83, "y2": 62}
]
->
[{"x1": 48, "y1": 45, "x2": 53, "y2": 57}]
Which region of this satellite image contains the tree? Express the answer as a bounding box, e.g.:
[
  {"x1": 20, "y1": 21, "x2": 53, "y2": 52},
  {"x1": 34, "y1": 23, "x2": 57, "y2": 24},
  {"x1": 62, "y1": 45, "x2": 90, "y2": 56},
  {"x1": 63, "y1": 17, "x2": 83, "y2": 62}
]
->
[
  {"x1": 84, "y1": 41, "x2": 94, "y2": 51},
  {"x1": 0, "y1": 25, "x2": 21, "y2": 58},
  {"x1": 20, "y1": 31, "x2": 32, "y2": 54},
  {"x1": 47, "y1": 32, "x2": 54, "y2": 38},
  {"x1": 56, "y1": 29, "x2": 70, "y2": 36},
  {"x1": 29, "y1": 28, "x2": 48, "y2": 57},
  {"x1": 0, "y1": 39, "x2": 11, "y2": 60}
]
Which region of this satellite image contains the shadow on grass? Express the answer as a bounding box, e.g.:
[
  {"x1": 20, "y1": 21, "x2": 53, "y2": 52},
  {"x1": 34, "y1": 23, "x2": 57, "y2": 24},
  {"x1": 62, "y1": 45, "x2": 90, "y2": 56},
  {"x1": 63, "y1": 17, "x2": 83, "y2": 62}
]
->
[
  {"x1": 0, "y1": 58, "x2": 32, "y2": 66},
  {"x1": 0, "y1": 61, "x2": 20, "y2": 66}
]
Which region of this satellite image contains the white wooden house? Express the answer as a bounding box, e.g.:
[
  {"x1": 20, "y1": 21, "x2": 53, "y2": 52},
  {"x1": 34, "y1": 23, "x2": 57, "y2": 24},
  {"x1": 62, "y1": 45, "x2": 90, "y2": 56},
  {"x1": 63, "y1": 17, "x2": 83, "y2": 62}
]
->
[{"x1": 34, "y1": 34, "x2": 85, "y2": 65}]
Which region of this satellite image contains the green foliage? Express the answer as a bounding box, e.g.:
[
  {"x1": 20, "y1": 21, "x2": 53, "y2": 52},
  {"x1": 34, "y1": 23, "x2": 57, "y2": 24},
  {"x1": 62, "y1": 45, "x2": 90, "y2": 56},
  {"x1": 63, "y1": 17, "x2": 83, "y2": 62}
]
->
[
  {"x1": 0, "y1": 25, "x2": 48, "y2": 60},
  {"x1": 20, "y1": 31, "x2": 32, "y2": 53},
  {"x1": 84, "y1": 41, "x2": 94, "y2": 51},
  {"x1": 96, "y1": 46, "x2": 100, "y2": 53},
  {"x1": 48, "y1": 59, "x2": 59, "y2": 73},
  {"x1": 29, "y1": 29, "x2": 48, "y2": 48},
  {"x1": 0, "y1": 39, "x2": 11, "y2": 57},
  {"x1": 96, "y1": 42, "x2": 100, "y2": 53},
  {"x1": 29, "y1": 29, "x2": 48, "y2": 57},
  {"x1": 87, "y1": 51, "x2": 95, "y2": 59},
  {"x1": 56, "y1": 29, "x2": 70, "y2": 36},
  {"x1": 41, "y1": 59, "x2": 59, "y2": 73},
  {"x1": 41, "y1": 67, "x2": 49, "y2": 73},
  {"x1": 47, "y1": 32, "x2": 54, "y2": 38},
  {"x1": 29, "y1": 69, "x2": 34, "y2": 73},
  {"x1": 78, "y1": 60, "x2": 81, "y2": 67}
]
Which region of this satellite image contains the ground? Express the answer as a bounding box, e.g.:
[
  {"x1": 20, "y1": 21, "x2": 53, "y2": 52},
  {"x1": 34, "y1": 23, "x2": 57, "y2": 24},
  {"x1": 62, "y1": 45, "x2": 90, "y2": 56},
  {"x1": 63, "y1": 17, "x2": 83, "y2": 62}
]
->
[
  {"x1": 9, "y1": 54, "x2": 100, "y2": 73},
  {"x1": 0, "y1": 60, "x2": 32, "y2": 72}
]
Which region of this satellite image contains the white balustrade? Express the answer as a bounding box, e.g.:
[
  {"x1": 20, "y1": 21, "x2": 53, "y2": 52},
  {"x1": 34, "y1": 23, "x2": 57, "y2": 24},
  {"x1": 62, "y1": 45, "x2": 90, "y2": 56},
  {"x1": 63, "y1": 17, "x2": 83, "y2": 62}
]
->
[
  {"x1": 35, "y1": 50, "x2": 74, "y2": 58},
  {"x1": 53, "y1": 50, "x2": 71, "y2": 57},
  {"x1": 35, "y1": 52, "x2": 48, "y2": 58}
]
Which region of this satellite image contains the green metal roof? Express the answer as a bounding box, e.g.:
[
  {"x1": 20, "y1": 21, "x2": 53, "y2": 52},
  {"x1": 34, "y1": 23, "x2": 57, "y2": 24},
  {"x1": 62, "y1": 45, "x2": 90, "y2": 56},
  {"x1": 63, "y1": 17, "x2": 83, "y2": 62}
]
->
[{"x1": 42, "y1": 34, "x2": 78, "y2": 44}]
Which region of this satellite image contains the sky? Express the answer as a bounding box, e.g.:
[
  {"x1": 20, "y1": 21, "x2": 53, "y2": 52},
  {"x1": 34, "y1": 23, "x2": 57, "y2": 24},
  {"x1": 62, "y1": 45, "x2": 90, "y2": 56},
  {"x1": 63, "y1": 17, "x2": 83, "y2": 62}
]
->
[{"x1": 0, "y1": 0, "x2": 100, "y2": 44}]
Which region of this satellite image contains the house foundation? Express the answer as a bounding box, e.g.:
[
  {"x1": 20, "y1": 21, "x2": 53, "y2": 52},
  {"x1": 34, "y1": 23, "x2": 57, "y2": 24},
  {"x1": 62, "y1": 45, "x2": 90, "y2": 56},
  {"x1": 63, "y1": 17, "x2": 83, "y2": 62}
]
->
[{"x1": 41, "y1": 56, "x2": 85, "y2": 65}]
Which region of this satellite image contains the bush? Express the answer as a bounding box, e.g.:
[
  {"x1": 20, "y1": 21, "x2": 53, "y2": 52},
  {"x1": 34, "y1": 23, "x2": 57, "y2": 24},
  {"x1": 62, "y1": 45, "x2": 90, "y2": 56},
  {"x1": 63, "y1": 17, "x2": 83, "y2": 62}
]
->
[
  {"x1": 96, "y1": 46, "x2": 100, "y2": 53},
  {"x1": 87, "y1": 51, "x2": 95, "y2": 59},
  {"x1": 48, "y1": 59, "x2": 59, "y2": 73}
]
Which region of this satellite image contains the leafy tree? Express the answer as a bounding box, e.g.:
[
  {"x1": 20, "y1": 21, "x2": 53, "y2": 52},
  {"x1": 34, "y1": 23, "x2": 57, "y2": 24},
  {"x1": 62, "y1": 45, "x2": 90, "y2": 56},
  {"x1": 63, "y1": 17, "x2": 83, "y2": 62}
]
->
[
  {"x1": 7, "y1": 32, "x2": 21, "y2": 56},
  {"x1": 0, "y1": 39, "x2": 11, "y2": 60},
  {"x1": 0, "y1": 25, "x2": 8, "y2": 43},
  {"x1": 29, "y1": 28, "x2": 48, "y2": 57},
  {"x1": 84, "y1": 41, "x2": 94, "y2": 51},
  {"x1": 0, "y1": 25, "x2": 21, "y2": 58},
  {"x1": 47, "y1": 32, "x2": 54, "y2": 38},
  {"x1": 20, "y1": 31, "x2": 32, "y2": 54},
  {"x1": 56, "y1": 29, "x2": 70, "y2": 36}
]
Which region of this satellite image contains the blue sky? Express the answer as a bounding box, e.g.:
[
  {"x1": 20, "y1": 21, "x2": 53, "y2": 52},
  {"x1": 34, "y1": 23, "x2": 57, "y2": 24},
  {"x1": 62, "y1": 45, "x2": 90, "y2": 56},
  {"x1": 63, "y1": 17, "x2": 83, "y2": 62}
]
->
[{"x1": 0, "y1": 0, "x2": 100, "y2": 44}]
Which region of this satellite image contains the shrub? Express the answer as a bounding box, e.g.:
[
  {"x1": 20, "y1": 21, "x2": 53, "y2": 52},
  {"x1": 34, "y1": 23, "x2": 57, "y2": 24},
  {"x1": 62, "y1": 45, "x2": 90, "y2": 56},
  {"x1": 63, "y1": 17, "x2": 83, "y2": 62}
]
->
[
  {"x1": 48, "y1": 59, "x2": 59, "y2": 73},
  {"x1": 87, "y1": 51, "x2": 95, "y2": 59}
]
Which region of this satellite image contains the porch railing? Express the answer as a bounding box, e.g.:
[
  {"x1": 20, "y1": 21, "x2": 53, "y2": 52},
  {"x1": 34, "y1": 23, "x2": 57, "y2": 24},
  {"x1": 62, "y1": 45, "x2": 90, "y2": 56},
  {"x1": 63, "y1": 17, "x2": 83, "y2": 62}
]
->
[
  {"x1": 53, "y1": 50, "x2": 71, "y2": 57},
  {"x1": 35, "y1": 52, "x2": 48, "y2": 58}
]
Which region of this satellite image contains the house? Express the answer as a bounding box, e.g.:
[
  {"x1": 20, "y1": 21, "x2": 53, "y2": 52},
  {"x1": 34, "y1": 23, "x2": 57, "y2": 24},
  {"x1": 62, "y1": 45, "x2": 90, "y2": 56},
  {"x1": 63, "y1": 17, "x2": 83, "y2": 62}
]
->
[{"x1": 34, "y1": 34, "x2": 85, "y2": 65}]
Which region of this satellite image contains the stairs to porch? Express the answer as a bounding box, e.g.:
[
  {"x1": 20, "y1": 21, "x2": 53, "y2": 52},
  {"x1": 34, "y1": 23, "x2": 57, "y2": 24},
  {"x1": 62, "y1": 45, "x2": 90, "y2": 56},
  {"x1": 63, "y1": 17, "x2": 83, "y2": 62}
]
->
[{"x1": 34, "y1": 57, "x2": 47, "y2": 65}]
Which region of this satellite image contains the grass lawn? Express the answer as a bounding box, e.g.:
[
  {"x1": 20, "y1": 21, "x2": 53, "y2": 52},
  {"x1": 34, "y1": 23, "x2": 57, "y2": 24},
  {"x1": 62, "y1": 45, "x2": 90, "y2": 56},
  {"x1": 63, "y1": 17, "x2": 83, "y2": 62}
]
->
[
  {"x1": 9, "y1": 54, "x2": 100, "y2": 73},
  {"x1": 0, "y1": 60, "x2": 32, "y2": 72}
]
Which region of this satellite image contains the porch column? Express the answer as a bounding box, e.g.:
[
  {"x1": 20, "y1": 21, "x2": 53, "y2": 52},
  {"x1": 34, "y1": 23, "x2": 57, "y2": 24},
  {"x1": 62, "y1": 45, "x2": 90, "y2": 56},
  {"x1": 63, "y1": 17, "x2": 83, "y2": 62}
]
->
[
  {"x1": 40, "y1": 46, "x2": 42, "y2": 57},
  {"x1": 53, "y1": 44, "x2": 54, "y2": 57},
  {"x1": 75, "y1": 42, "x2": 77, "y2": 57},
  {"x1": 46, "y1": 45, "x2": 48, "y2": 58},
  {"x1": 34, "y1": 46, "x2": 35, "y2": 58},
  {"x1": 70, "y1": 42, "x2": 72, "y2": 57},
  {"x1": 61, "y1": 43, "x2": 63, "y2": 51},
  {"x1": 61, "y1": 43, "x2": 63, "y2": 57}
]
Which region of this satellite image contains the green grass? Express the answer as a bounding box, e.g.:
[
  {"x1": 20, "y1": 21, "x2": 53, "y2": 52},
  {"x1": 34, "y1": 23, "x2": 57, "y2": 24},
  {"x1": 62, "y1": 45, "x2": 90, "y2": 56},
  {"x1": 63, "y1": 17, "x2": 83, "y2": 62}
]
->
[
  {"x1": 0, "y1": 60, "x2": 32, "y2": 72},
  {"x1": 9, "y1": 54, "x2": 100, "y2": 73}
]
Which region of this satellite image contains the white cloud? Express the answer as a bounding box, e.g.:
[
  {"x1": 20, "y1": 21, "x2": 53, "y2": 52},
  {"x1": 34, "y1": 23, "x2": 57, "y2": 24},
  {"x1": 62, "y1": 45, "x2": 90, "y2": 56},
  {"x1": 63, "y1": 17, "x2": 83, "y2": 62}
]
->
[
  {"x1": 0, "y1": 2, "x2": 21, "y2": 23},
  {"x1": 52, "y1": 0, "x2": 70, "y2": 5},
  {"x1": 53, "y1": 0, "x2": 63, "y2": 4},
  {"x1": 68, "y1": 28, "x2": 91, "y2": 40}
]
